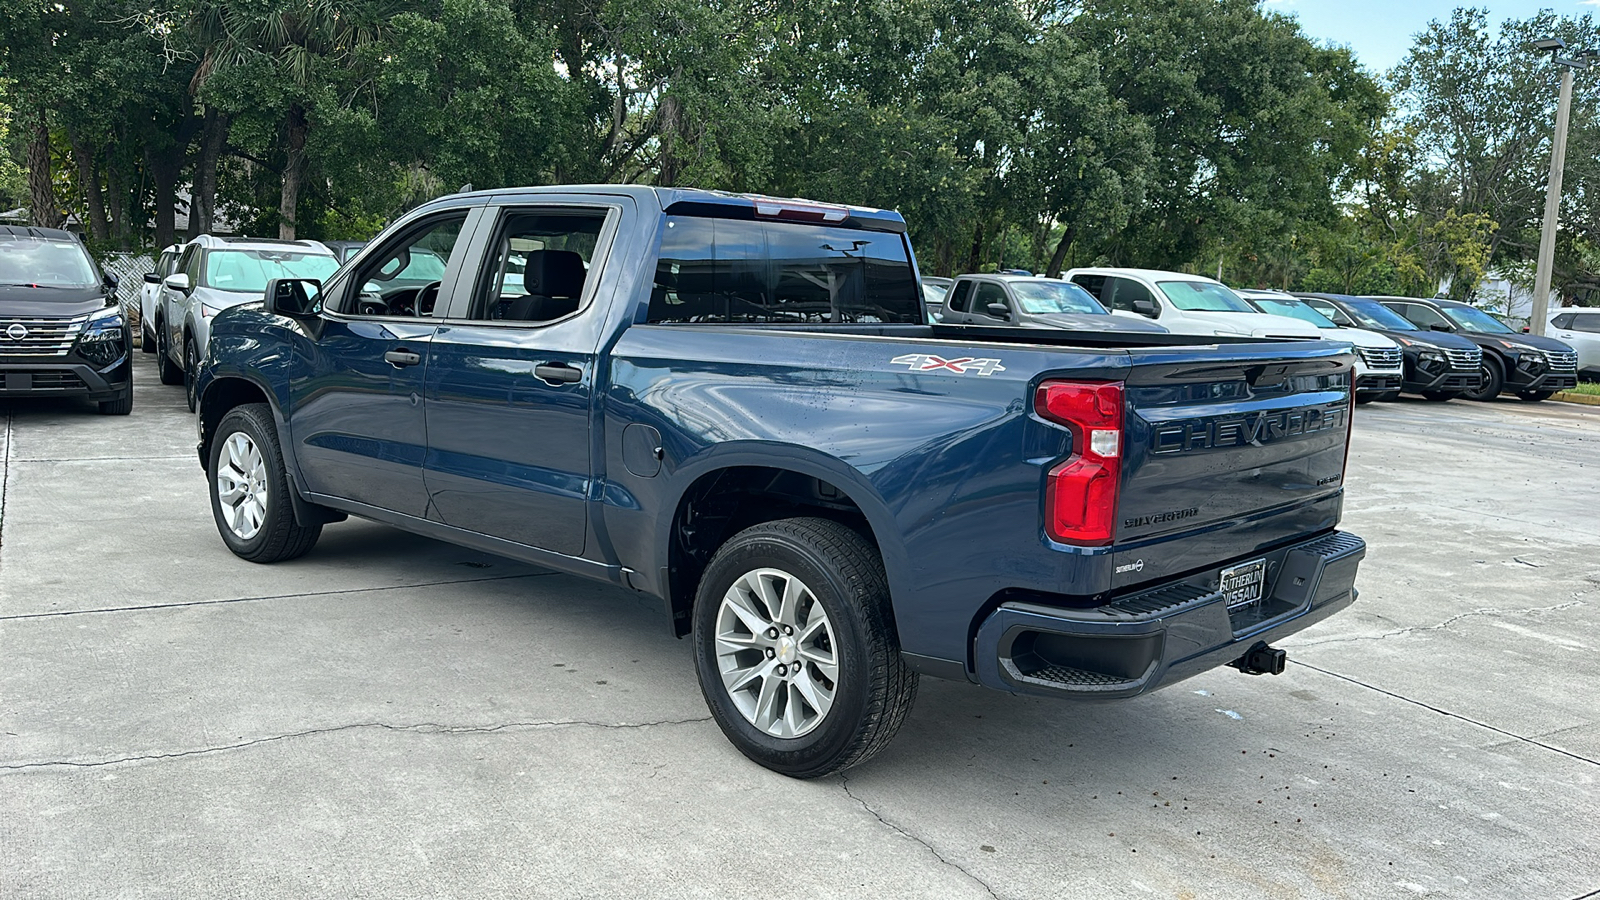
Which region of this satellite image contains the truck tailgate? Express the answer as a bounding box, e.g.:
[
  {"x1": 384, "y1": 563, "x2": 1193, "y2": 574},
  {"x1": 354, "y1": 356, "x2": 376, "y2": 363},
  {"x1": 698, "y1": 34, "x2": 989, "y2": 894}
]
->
[{"x1": 1110, "y1": 342, "x2": 1354, "y2": 588}]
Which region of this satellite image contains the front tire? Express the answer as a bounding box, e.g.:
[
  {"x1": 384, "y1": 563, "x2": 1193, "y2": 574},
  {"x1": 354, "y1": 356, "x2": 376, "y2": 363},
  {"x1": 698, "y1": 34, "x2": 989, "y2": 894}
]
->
[
  {"x1": 183, "y1": 334, "x2": 199, "y2": 413},
  {"x1": 1463, "y1": 358, "x2": 1503, "y2": 402},
  {"x1": 208, "y1": 403, "x2": 321, "y2": 563},
  {"x1": 692, "y1": 517, "x2": 917, "y2": 779},
  {"x1": 140, "y1": 324, "x2": 155, "y2": 353},
  {"x1": 1516, "y1": 390, "x2": 1554, "y2": 402},
  {"x1": 156, "y1": 319, "x2": 183, "y2": 385}
]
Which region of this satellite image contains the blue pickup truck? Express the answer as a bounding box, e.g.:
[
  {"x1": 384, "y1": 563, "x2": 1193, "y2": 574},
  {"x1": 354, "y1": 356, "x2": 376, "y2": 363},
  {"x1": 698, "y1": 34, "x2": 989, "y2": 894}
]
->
[{"x1": 194, "y1": 185, "x2": 1365, "y2": 777}]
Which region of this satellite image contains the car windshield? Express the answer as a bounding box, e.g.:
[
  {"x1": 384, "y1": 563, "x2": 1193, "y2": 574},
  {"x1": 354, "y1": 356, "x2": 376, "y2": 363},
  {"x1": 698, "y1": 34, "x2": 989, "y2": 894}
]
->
[
  {"x1": 1442, "y1": 305, "x2": 1514, "y2": 334},
  {"x1": 1340, "y1": 298, "x2": 1417, "y2": 331},
  {"x1": 1156, "y1": 281, "x2": 1254, "y2": 312},
  {"x1": 922, "y1": 281, "x2": 950, "y2": 301},
  {"x1": 1011, "y1": 280, "x2": 1106, "y2": 315},
  {"x1": 0, "y1": 238, "x2": 99, "y2": 290},
  {"x1": 1247, "y1": 297, "x2": 1337, "y2": 328},
  {"x1": 205, "y1": 249, "x2": 340, "y2": 293}
]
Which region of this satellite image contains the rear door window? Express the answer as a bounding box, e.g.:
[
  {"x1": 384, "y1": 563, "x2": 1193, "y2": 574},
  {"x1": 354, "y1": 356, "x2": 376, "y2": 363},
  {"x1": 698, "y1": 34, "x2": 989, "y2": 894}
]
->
[
  {"x1": 946, "y1": 279, "x2": 974, "y2": 313},
  {"x1": 648, "y1": 217, "x2": 920, "y2": 324},
  {"x1": 1069, "y1": 273, "x2": 1107, "y2": 301},
  {"x1": 1571, "y1": 314, "x2": 1600, "y2": 334}
]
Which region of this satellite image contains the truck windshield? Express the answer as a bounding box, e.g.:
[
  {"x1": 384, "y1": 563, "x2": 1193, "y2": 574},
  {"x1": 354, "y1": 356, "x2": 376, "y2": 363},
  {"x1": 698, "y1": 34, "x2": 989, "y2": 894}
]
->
[
  {"x1": 1156, "y1": 281, "x2": 1254, "y2": 312},
  {"x1": 1340, "y1": 299, "x2": 1417, "y2": 331},
  {"x1": 206, "y1": 250, "x2": 341, "y2": 293},
  {"x1": 649, "y1": 216, "x2": 921, "y2": 324},
  {"x1": 0, "y1": 238, "x2": 99, "y2": 290},
  {"x1": 1246, "y1": 297, "x2": 1337, "y2": 328},
  {"x1": 1442, "y1": 305, "x2": 1515, "y2": 334},
  {"x1": 1011, "y1": 281, "x2": 1106, "y2": 315}
]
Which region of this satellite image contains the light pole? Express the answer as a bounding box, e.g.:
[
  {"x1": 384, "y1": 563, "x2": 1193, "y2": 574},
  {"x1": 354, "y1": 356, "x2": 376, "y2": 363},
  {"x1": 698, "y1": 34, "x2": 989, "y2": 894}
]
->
[{"x1": 1529, "y1": 39, "x2": 1595, "y2": 336}]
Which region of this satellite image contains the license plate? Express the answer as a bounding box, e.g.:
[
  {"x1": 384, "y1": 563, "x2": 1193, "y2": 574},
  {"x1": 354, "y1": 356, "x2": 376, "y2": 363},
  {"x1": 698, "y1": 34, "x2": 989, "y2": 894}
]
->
[{"x1": 1220, "y1": 559, "x2": 1267, "y2": 609}]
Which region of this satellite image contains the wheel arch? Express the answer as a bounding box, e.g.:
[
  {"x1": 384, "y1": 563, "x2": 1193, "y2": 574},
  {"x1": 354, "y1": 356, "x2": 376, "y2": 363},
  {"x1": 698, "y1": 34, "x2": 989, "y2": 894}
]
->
[{"x1": 656, "y1": 452, "x2": 908, "y2": 641}]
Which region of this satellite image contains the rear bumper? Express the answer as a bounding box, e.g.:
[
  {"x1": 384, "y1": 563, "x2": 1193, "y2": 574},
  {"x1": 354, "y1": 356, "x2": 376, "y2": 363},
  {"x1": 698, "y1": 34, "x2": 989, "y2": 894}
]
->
[
  {"x1": 973, "y1": 530, "x2": 1364, "y2": 699},
  {"x1": 0, "y1": 357, "x2": 130, "y2": 400}
]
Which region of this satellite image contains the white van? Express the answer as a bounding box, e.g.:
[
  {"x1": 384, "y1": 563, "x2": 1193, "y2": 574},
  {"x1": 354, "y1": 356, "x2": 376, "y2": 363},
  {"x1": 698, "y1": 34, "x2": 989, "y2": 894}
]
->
[{"x1": 1061, "y1": 267, "x2": 1322, "y2": 339}]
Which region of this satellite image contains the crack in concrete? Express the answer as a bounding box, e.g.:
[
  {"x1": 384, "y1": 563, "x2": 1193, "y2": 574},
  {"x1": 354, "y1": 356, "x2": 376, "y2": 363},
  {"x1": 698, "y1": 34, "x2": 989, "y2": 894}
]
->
[
  {"x1": 0, "y1": 571, "x2": 559, "y2": 621},
  {"x1": 839, "y1": 774, "x2": 1003, "y2": 900},
  {"x1": 0, "y1": 410, "x2": 12, "y2": 553},
  {"x1": 1289, "y1": 598, "x2": 1588, "y2": 649},
  {"x1": 1292, "y1": 660, "x2": 1600, "y2": 769},
  {"x1": 1568, "y1": 887, "x2": 1600, "y2": 900},
  {"x1": 0, "y1": 716, "x2": 714, "y2": 773}
]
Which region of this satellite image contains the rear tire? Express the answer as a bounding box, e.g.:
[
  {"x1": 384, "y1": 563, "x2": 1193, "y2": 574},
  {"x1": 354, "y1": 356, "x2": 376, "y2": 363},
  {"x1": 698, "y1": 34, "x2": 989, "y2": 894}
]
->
[
  {"x1": 1463, "y1": 357, "x2": 1503, "y2": 402},
  {"x1": 692, "y1": 517, "x2": 917, "y2": 779},
  {"x1": 1421, "y1": 391, "x2": 1460, "y2": 401},
  {"x1": 140, "y1": 324, "x2": 155, "y2": 354},
  {"x1": 208, "y1": 403, "x2": 321, "y2": 563},
  {"x1": 1516, "y1": 390, "x2": 1554, "y2": 402}
]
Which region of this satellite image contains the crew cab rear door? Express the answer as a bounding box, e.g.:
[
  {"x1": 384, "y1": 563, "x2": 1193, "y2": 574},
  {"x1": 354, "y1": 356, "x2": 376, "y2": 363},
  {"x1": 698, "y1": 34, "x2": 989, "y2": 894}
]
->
[
  {"x1": 1110, "y1": 341, "x2": 1355, "y2": 587},
  {"x1": 421, "y1": 198, "x2": 628, "y2": 558}
]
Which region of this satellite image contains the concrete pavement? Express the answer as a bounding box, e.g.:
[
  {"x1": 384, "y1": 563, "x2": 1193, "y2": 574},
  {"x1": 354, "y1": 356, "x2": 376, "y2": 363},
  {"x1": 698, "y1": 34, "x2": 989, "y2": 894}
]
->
[{"x1": 2, "y1": 356, "x2": 1598, "y2": 899}]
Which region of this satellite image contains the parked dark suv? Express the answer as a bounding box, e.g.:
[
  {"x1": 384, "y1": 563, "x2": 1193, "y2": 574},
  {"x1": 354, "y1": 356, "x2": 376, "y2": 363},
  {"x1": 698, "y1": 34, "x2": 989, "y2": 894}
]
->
[
  {"x1": 1372, "y1": 296, "x2": 1578, "y2": 402},
  {"x1": 1295, "y1": 293, "x2": 1481, "y2": 401},
  {"x1": 0, "y1": 226, "x2": 132, "y2": 414}
]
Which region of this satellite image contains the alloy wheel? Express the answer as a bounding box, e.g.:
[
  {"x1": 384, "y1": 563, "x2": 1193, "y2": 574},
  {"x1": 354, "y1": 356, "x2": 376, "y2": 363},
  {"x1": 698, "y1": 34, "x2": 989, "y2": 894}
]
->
[
  {"x1": 215, "y1": 432, "x2": 269, "y2": 540},
  {"x1": 714, "y1": 567, "x2": 838, "y2": 738}
]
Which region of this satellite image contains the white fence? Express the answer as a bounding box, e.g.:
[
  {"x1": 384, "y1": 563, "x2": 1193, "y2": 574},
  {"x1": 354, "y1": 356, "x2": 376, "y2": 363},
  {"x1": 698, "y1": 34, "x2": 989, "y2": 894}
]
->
[{"x1": 99, "y1": 252, "x2": 155, "y2": 332}]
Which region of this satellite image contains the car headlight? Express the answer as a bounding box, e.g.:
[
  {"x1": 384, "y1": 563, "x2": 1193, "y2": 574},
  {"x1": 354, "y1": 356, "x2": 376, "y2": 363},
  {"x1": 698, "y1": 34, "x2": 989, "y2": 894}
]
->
[
  {"x1": 76, "y1": 307, "x2": 127, "y2": 367},
  {"x1": 1418, "y1": 349, "x2": 1444, "y2": 363},
  {"x1": 1514, "y1": 349, "x2": 1545, "y2": 366}
]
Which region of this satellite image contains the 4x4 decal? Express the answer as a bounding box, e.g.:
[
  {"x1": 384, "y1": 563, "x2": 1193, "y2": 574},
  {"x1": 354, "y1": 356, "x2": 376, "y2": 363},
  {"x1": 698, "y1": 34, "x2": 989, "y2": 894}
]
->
[{"x1": 891, "y1": 353, "x2": 1006, "y2": 376}]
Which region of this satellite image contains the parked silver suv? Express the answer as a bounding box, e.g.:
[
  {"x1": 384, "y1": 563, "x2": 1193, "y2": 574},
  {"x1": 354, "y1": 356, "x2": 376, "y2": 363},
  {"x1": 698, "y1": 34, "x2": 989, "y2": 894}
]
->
[
  {"x1": 157, "y1": 235, "x2": 339, "y2": 410},
  {"x1": 940, "y1": 274, "x2": 1168, "y2": 332}
]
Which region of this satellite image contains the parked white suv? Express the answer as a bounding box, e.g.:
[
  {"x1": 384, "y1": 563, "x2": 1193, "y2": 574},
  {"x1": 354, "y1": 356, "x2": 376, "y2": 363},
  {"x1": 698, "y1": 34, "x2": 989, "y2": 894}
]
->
[
  {"x1": 139, "y1": 243, "x2": 182, "y2": 353},
  {"x1": 1062, "y1": 268, "x2": 1322, "y2": 339},
  {"x1": 1547, "y1": 308, "x2": 1600, "y2": 379},
  {"x1": 1237, "y1": 289, "x2": 1404, "y2": 402},
  {"x1": 157, "y1": 235, "x2": 339, "y2": 410}
]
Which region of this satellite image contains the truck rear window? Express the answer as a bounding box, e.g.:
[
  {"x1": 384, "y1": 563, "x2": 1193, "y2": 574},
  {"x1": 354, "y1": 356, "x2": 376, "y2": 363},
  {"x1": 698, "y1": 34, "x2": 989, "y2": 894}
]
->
[{"x1": 647, "y1": 216, "x2": 921, "y2": 324}]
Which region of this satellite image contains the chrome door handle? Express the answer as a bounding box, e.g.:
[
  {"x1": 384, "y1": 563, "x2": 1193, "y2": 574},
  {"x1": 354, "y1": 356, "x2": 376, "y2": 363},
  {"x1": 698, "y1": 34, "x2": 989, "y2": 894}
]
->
[
  {"x1": 384, "y1": 349, "x2": 422, "y2": 368},
  {"x1": 534, "y1": 362, "x2": 583, "y2": 384}
]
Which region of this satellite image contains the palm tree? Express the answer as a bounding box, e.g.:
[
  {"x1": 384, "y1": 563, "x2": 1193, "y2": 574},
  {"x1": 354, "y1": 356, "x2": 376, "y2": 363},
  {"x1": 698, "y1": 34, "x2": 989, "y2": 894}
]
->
[{"x1": 191, "y1": 0, "x2": 389, "y2": 238}]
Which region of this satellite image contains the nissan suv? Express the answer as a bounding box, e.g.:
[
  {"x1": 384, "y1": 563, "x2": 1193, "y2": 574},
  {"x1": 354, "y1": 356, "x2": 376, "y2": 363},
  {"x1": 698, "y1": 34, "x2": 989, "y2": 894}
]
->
[
  {"x1": 0, "y1": 226, "x2": 132, "y2": 414},
  {"x1": 1373, "y1": 296, "x2": 1578, "y2": 402},
  {"x1": 156, "y1": 235, "x2": 339, "y2": 411},
  {"x1": 1296, "y1": 293, "x2": 1481, "y2": 401}
]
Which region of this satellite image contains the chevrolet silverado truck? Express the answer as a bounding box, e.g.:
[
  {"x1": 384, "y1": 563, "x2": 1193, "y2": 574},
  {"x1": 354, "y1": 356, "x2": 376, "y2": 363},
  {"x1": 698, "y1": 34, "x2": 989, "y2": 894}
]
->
[{"x1": 194, "y1": 185, "x2": 1366, "y2": 778}]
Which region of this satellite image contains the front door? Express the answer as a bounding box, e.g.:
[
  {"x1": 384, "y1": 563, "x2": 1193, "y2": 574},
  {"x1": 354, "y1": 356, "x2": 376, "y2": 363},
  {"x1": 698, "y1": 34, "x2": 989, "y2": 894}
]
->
[
  {"x1": 422, "y1": 202, "x2": 621, "y2": 557},
  {"x1": 291, "y1": 211, "x2": 477, "y2": 516}
]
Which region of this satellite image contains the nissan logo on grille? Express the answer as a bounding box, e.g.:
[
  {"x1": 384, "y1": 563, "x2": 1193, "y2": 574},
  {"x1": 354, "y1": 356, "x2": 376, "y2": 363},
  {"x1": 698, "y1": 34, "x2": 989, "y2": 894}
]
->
[
  {"x1": 1152, "y1": 403, "x2": 1347, "y2": 454},
  {"x1": 5, "y1": 324, "x2": 28, "y2": 340}
]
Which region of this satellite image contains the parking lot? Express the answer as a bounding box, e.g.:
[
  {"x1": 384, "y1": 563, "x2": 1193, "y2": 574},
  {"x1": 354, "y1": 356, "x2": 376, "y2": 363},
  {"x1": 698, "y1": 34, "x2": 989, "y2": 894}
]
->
[{"x1": 2, "y1": 352, "x2": 1598, "y2": 899}]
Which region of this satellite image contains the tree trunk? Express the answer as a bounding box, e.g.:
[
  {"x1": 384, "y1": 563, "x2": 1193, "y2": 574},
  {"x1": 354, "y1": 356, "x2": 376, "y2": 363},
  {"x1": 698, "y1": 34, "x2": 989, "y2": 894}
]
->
[
  {"x1": 145, "y1": 147, "x2": 180, "y2": 250},
  {"x1": 106, "y1": 160, "x2": 131, "y2": 251},
  {"x1": 278, "y1": 104, "x2": 309, "y2": 240},
  {"x1": 66, "y1": 127, "x2": 110, "y2": 241},
  {"x1": 26, "y1": 108, "x2": 64, "y2": 229},
  {"x1": 655, "y1": 94, "x2": 682, "y2": 188},
  {"x1": 191, "y1": 107, "x2": 230, "y2": 238},
  {"x1": 965, "y1": 220, "x2": 986, "y2": 274},
  {"x1": 1045, "y1": 223, "x2": 1078, "y2": 280}
]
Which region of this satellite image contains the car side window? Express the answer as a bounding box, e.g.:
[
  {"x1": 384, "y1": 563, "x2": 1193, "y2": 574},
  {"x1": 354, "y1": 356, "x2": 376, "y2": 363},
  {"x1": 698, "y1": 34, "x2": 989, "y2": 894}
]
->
[
  {"x1": 346, "y1": 216, "x2": 466, "y2": 317},
  {"x1": 1104, "y1": 277, "x2": 1155, "y2": 313},
  {"x1": 1571, "y1": 314, "x2": 1600, "y2": 334},
  {"x1": 1305, "y1": 299, "x2": 1352, "y2": 326},
  {"x1": 157, "y1": 251, "x2": 177, "y2": 278},
  {"x1": 1551, "y1": 314, "x2": 1573, "y2": 329},
  {"x1": 947, "y1": 280, "x2": 973, "y2": 313},
  {"x1": 1070, "y1": 273, "x2": 1106, "y2": 301},
  {"x1": 1405, "y1": 305, "x2": 1451, "y2": 330},
  {"x1": 177, "y1": 247, "x2": 200, "y2": 286},
  {"x1": 973, "y1": 282, "x2": 1009, "y2": 317},
  {"x1": 472, "y1": 208, "x2": 610, "y2": 323}
]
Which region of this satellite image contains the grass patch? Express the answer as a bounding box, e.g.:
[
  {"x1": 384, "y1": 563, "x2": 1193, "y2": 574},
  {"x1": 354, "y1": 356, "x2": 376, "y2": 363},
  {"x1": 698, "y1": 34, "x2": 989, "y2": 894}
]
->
[{"x1": 1566, "y1": 382, "x2": 1600, "y2": 396}]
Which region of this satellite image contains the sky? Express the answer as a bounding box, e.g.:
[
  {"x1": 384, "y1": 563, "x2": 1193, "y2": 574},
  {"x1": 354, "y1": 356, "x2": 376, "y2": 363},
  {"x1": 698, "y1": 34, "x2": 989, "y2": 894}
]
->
[{"x1": 1271, "y1": 0, "x2": 1591, "y2": 74}]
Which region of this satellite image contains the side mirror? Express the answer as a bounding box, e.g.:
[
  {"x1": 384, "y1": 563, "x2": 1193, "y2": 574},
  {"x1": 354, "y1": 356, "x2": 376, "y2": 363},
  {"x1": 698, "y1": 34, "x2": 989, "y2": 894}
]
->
[
  {"x1": 264, "y1": 278, "x2": 322, "y2": 318},
  {"x1": 986, "y1": 302, "x2": 1012, "y2": 320},
  {"x1": 163, "y1": 273, "x2": 191, "y2": 293},
  {"x1": 102, "y1": 272, "x2": 120, "y2": 292},
  {"x1": 1428, "y1": 322, "x2": 1453, "y2": 332},
  {"x1": 143, "y1": 272, "x2": 163, "y2": 285},
  {"x1": 1132, "y1": 298, "x2": 1158, "y2": 317}
]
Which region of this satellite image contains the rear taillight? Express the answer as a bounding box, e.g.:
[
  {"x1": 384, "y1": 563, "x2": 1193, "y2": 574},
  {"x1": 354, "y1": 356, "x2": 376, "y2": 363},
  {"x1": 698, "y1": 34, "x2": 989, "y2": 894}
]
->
[{"x1": 1035, "y1": 380, "x2": 1124, "y2": 546}]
